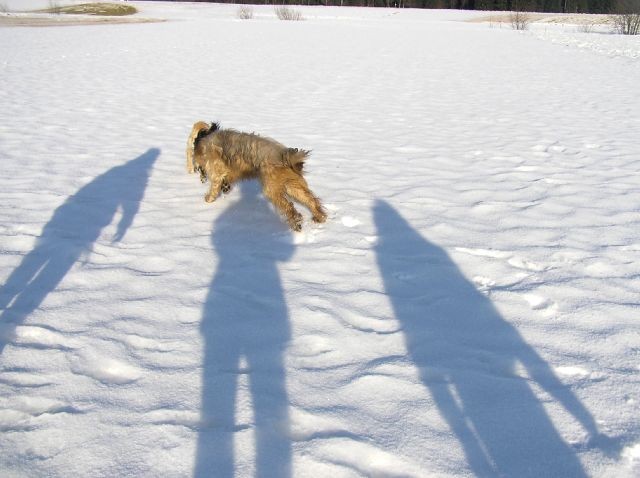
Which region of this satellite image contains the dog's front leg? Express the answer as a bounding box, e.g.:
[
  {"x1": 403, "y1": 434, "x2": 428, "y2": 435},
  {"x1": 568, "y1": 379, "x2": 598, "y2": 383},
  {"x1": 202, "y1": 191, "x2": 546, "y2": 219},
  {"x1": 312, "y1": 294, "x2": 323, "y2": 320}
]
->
[
  {"x1": 204, "y1": 175, "x2": 226, "y2": 203},
  {"x1": 203, "y1": 155, "x2": 229, "y2": 203}
]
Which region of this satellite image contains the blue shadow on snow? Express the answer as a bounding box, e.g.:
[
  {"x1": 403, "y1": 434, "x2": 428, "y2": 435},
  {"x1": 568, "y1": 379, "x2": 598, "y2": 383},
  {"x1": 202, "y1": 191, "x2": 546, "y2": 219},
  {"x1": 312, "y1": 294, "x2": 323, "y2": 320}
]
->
[
  {"x1": 195, "y1": 182, "x2": 293, "y2": 478},
  {"x1": 373, "y1": 200, "x2": 602, "y2": 478},
  {"x1": 0, "y1": 148, "x2": 159, "y2": 355}
]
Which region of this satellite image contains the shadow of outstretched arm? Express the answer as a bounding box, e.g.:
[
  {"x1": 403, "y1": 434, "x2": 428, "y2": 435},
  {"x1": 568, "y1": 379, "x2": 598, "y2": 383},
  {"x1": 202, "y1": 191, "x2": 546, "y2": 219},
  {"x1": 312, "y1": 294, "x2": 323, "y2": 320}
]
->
[
  {"x1": 520, "y1": 346, "x2": 599, "y2": 435},
  {"x1": 112, "y1": 148, "x2": 159, "y2": 243}
]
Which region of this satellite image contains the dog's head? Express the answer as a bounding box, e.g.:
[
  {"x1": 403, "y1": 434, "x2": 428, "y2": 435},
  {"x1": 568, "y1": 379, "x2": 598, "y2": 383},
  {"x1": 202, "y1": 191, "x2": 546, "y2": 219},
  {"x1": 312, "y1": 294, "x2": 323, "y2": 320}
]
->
[{"x1": 186, "y1": 121, "x2": 220, "y2": 175}]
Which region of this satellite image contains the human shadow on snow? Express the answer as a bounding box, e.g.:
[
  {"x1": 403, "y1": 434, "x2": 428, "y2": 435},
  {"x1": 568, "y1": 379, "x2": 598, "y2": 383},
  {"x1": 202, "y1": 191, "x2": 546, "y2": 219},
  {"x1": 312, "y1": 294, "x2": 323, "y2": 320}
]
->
[
  {"x1": 373, "y1": 200, "x2": 602, "y2": 478},
  {"x1": 0, "y1": 148, "x2": 159, "y2": 355},
  {"x1": 195, "y1": 182, "x2": 293, "y2": 478}
]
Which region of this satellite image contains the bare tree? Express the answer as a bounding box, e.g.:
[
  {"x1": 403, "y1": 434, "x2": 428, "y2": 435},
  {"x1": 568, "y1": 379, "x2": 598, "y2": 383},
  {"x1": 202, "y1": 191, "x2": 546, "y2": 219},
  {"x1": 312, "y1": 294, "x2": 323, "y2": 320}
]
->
[
  {"x1": 237, "y1": 5, "x2": 254, "y2": 19},
  {"x1": 510, "y1": 1, "x2": 532, "y2": 30},
  {"x1": 610, "y1": 0, "x2": 640, "y2": 35},
  {"x1": 48, "y1": 0, "x2": 62, "y2": 15},
  {"x1": 275, "y1": 5, "x2": 305, "y2": 20}
]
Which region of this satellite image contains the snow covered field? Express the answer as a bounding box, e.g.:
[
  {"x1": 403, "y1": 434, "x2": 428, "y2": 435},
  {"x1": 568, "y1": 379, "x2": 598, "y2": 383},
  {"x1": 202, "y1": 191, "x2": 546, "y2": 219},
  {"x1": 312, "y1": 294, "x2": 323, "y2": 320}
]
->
[{"x1": 1, "y1": 2, "x2": 639, "y2": 477}]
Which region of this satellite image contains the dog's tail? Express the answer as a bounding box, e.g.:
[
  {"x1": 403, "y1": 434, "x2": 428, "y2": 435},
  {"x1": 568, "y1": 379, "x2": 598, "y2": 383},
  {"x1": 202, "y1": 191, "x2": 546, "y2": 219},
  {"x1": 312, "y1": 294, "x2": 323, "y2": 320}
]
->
[
  {"x1": 186, "y1": 121, "x2": 219, "y2": 173},
  {"x1": 282, "y1": 148, "x2": 310, "y2": 174}
]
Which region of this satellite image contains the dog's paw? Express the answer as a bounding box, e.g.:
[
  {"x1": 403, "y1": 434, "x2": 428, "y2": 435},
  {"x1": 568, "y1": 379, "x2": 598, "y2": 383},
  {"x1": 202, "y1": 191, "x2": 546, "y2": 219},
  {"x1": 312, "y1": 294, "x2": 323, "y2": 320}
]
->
[
  {"x1": 288, "y1": 212, "x2": 303, "y2": 232},
  {"x1": 312, "y1": 211, "x2": 328, "y2": 224},
  {"x1": 204, "y1": 193, "x2": 217, "y2": 203},
  {"x1": 221, "y1": 181, "x2": 232, "y2": 194}
]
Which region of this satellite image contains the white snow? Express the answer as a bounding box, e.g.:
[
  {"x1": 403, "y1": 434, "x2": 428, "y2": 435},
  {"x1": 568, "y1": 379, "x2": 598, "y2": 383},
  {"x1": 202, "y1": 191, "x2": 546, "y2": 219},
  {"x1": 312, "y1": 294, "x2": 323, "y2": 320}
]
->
[{"x1": 1, "y1": 2, "x2": 640, "y2": 477}]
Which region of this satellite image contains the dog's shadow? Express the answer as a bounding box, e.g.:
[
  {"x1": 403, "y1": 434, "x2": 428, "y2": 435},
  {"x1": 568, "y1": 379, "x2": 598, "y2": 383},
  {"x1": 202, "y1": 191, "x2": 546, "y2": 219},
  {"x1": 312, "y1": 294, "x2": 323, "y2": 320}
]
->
[
  {"x1": 0, "y1": 148, "x2": 159, "y2": 355},
  {"x1": 195, "y1": 181, "x2": 294, "y2": 478},
  {"x1": 373, "y1": 200, "x2": 606, "y2": 477}
]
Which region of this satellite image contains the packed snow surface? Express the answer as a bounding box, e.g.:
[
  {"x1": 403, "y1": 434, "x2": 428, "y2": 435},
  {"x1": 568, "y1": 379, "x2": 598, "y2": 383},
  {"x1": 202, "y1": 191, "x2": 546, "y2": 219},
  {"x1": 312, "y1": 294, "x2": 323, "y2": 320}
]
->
[{"x1": 1, "y1": 2, "x2": 639, "y2": 477}]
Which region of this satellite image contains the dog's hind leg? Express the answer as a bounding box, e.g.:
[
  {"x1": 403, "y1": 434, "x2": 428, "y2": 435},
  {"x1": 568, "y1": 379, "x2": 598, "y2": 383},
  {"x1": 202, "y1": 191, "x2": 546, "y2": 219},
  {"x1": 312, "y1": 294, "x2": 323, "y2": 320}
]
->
[
  {"x1": 285, "y1": 178, "x2": 327, "y2": 224},
  {"x1": 263, "y1": 183, "x2": 303, "y2": 232}
]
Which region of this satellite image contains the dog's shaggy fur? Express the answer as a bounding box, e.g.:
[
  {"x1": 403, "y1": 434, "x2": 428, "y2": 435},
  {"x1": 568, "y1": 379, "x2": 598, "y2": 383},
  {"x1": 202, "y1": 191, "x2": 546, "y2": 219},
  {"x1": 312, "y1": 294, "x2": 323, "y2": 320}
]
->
[{"x1": 187, "y1": 121, "x2": 327, "y2": 231}]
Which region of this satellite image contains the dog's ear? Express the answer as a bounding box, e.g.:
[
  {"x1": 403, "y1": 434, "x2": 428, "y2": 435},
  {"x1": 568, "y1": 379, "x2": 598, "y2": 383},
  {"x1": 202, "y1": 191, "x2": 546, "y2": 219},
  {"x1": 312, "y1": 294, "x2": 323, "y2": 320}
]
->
[{"x1": 186, "y1": 121, "x2": 211, "y2": 174}]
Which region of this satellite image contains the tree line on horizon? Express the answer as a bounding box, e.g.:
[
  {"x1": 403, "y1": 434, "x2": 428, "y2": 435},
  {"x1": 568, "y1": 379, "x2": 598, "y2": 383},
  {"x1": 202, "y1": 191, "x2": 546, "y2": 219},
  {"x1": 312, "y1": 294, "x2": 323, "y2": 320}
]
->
[{"x1": 162, "y1": 0, "x2": 629, "y2": 14}]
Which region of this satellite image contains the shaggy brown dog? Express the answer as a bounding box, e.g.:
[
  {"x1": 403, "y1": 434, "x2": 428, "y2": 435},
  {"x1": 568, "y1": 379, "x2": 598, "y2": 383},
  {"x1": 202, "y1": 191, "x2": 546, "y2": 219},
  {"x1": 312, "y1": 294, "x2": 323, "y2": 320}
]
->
[{"x1": 187, "y1": 121, "x2": 327, "y2": 231}]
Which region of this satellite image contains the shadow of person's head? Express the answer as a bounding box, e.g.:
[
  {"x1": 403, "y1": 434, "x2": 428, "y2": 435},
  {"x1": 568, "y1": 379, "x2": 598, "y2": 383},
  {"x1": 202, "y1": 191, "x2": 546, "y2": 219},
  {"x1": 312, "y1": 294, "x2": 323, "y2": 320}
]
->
[{"x1": 212, "y1": 181, "x2": 295, "y2": 263}]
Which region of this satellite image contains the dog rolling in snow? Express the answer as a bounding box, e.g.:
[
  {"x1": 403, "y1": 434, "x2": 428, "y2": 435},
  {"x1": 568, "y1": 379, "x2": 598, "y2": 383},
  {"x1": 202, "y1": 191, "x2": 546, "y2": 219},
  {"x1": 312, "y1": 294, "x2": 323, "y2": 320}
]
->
[{"x1": 187, "y1": 121, "x2": 327, "y2": 231}]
